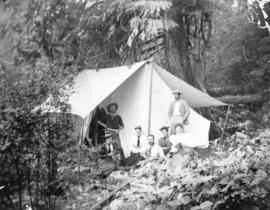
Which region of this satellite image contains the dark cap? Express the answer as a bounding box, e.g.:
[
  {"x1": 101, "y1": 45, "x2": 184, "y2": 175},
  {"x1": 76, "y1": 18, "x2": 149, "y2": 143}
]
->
[
  {"x1": 134, "y1": 125, "x2": 142, "y2": 130},
  {"x1": 159, "y1": 126, "x2": 169, "y2": 131},
  {"x1": 172, "y1": 89, "x2": 182, "y2": 95}
]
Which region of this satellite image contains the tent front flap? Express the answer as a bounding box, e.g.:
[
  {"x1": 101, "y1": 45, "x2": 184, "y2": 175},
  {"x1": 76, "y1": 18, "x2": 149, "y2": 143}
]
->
[
  {"x1": 68, "y1": 61, "x2": 147, "y2": 118},
  {"x1": 153, "y1": 63, "x2": 226, "y2": 108}
]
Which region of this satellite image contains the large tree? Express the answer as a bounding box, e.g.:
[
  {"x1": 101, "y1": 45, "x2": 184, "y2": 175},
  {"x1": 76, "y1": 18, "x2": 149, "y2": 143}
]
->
[{"x1": 88, "y1": 0, "x2": 217, "y2": 88}]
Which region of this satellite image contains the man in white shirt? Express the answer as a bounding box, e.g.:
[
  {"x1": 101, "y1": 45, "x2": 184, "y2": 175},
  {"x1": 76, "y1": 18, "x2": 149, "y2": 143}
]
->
[
  {"x1": 144, "y1": 135, "x2": 165, "y2": 159},
  {"x1": 130, "y1": 125, "x2": 148, "y2": 154},
  {"x1": 168, "y1": 89, "x2": 190, "y2": 135},
  {"x1": 121, "y1": 125, "x2": 147, "y2": 166}
]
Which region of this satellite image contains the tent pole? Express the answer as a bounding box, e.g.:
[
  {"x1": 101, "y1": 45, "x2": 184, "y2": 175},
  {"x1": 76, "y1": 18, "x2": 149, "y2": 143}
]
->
[
  {"x1": 78, "y1": 128, "x2": 83, "y2": 178},
  {"x1": 221, "y1": 105, "x2": 231, "y2": 139},
  {"x1": 147, "y1": 62, "x2": 153, "y2": 135}
]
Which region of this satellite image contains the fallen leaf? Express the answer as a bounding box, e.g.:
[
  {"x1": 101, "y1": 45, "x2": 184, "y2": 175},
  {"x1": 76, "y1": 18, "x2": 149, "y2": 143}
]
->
[
  {"x1": 200, "y1": 200, "x2": 213, "y2": 210},
  {"x1": 219, "y1": 176, "x2": 230, "y2": 185},
  {"x1": 190, "y1": 206, "x2": 201, "y2": 210},
  {"x1": 167, "y1": 200, "x2": 182, "y2": 206}
]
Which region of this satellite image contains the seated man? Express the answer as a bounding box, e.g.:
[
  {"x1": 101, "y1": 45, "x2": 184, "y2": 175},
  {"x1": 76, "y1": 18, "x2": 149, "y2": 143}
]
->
[
  {"x1": 130, "y1": 125, "x2": 148, "y2": 154},
  {"x1": 99, "y1": 133, "x2": 122, "y2": 166},
  {"x1": 122, "y1": 125, "x2": 147, "y2": 166},
  {"x1": 144, "y1": 134, "x2": 165, "y2": 160},
  {"x1": 158, "y1": 126, "x2": 172, "y2": 155},
  {"x1": 95, "y1": 133, "x2": 120, "y2": 178}
]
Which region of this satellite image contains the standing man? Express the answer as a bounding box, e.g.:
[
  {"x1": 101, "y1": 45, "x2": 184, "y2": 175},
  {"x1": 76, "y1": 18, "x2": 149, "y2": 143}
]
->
[
  {"x1": 158, "y1": 126, "x2": 172, "y2": 155},
  {"x1": 168, "y1": 89, "x2": 190, "y2": 135},
  {"x1": 98, "y1": 103, "x2": 125, "y2": 158}
]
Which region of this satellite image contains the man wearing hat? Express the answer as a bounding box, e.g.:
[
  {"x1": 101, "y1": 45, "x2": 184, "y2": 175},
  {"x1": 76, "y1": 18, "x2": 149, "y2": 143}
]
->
[
  {"x1": 158, "y1": 126, "x2": 172, "y2": 155},
  {"x1": 130, "y1": 125, "x2": 148, "y2": 154},
  {"x1": 121, "y1": 125, "x2": 147, "y2": 166},
  {"x1": 168, "y1": 89, "x2": 190, "y2": 134},
  {"x1": 98, "y1": 102, "x2": 125, "y2": 158}
]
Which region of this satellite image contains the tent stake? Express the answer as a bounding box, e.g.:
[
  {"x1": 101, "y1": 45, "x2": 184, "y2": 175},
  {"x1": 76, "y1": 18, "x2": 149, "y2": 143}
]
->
[
  {"x1": 78, "y1": 129, "x2": 83, "y2": 178},
  {"x1": 78, "y1": 144, "x2": 82, "y2": 178},
  {"x1": 221, "y1": 105, "x2": 231, "y2": 140}
]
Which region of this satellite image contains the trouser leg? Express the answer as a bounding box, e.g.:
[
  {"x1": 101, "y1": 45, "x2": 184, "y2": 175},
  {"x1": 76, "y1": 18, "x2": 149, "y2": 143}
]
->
[
  {"x1": 110, "y1": 133, "x2": 125, "y2": 161},
  {"x1": 122, "y1": 152, "x2": 144, "y2": 166}
]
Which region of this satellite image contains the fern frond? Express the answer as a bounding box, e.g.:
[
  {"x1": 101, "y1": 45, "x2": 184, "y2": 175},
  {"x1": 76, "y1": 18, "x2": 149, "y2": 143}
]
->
[
  {"x1": 126, "y1": 0, "x2": 172, "y2": 15},
  {"x1": 127, "y1": 16, "x2": 177, "y2": 47}
]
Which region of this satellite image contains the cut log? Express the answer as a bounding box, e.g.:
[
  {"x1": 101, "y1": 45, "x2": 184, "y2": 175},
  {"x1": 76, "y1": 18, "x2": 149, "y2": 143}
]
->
[
  {"x1": 207, "y1": 85, "x2": 258, "y2": 97},
  {"x1": 90, "y1": 180, "x2": 130, "y2": 210},
  {"x1": 216, "y1": 94, "x2": 266, "y2": 104}
]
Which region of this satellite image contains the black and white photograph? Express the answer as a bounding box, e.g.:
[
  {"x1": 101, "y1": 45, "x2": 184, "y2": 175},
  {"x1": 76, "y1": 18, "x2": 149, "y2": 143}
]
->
[{"x1": 1, "y1": 0, "x2": 270, "y2": 209}]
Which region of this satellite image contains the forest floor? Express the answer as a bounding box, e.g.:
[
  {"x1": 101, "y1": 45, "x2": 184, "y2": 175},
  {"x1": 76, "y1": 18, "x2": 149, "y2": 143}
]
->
[{"x1": 58, "y1": 127, "x2": 270, "y2": 210}]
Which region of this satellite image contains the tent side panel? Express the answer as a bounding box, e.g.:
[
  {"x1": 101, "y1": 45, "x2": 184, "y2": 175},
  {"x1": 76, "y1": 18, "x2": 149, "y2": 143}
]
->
[
  {"x1": 68, "y1": 61, "x2": 147, "y2": 118},
  {"x1": 153, "y1": 63, "x2": 226, "y2": 108},
  {"x1": 109, "y1": 65, "x2": 150, "y2": 157},
  {"x1": 185, "y1": 109, "x2": 211, "y2": 148},
  {"x1": 151, "y1": 69, "x2": 210, "y2": 148}
]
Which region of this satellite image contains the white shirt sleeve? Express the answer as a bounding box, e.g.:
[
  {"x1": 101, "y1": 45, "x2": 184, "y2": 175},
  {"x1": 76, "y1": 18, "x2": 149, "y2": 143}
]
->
[
  {"x1": 173, "y1": 101, "x2": 180, "y2": 115},
  {"x1": 131, "y1": 135, "x2": 148, "y2": 154},
  {"x1": 169, "y1": 135, "x2": 181, "y2": 145},
  {"x1": 180, "y1": 133, "x2": 193, "y2": 147},
  {"x1": 158, "y1": 146, "x2": 165, "y2": 158}
]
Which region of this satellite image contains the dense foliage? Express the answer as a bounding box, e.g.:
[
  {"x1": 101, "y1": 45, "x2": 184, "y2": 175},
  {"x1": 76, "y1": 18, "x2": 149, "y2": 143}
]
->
[
  {"x1": 0, "y1": 1, "x2": 79, "y2": 209},
  {"x1": 57, "y1": 129, "x2": 270, "y2": 210},
  {"x1": 0, "y1": 110, "x2": 74, "y2": 209},
  {"x1": 105, "y1": 130, "x2": 270, "y2": 210}
]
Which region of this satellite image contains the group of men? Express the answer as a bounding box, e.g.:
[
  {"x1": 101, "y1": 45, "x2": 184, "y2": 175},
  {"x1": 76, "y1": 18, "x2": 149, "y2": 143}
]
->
[{"x1": 91, "y1": 89, "x2": 191, "y2": 168}]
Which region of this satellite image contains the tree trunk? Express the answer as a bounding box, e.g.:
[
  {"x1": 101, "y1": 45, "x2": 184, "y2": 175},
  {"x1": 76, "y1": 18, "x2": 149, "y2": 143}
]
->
[{"x1": 154, "y1": 9, "x2": 199, "y2": 88}]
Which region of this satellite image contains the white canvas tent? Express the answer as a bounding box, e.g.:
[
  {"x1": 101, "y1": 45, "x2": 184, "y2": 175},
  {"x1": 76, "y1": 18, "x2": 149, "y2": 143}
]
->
[{"x1": 39, "y1": 60, "x2": 226, "y2": 157}]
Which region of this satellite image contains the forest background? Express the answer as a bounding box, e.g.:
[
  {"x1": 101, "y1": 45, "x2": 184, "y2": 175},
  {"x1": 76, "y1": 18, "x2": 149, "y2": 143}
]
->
[{"x1": 1, "y1": 0, "x2": 270, "y2": 209}]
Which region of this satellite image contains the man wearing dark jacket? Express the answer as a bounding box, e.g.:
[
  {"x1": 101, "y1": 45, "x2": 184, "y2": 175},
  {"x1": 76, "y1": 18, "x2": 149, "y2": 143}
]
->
[
  {"x1": 158, "y1": 126, "x2": 172, "y2": 155},
  {"x1": 98, "y1": 102, "x2": 125, "y2": 159}
]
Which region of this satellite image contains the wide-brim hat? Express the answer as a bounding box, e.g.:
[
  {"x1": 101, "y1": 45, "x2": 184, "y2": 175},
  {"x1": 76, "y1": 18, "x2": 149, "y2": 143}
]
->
[
  {"x1": 159, "y1": 126, "x2": 169, "y2": 131},
  {"x1": 172, "y1": 89, "x2": 182, "y2": 95},
  {"x1": 107, "y1": 103, "x2": 118, "y2": 112},
  {"x1": 175, "y1": 123, "x2": 184, "y2": 129},
  {"x1": 134, "y1": 125, "x2": 142, "y2": 130}
]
